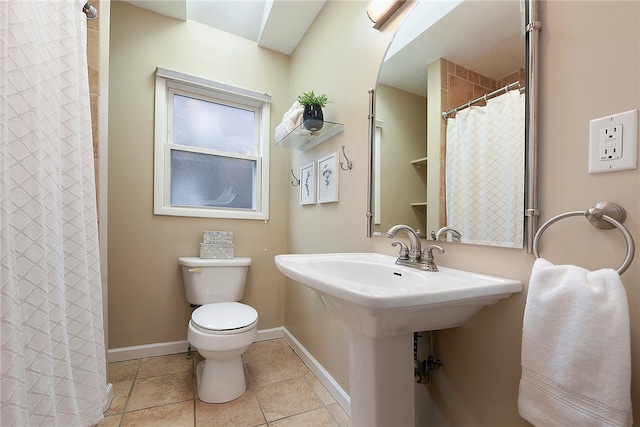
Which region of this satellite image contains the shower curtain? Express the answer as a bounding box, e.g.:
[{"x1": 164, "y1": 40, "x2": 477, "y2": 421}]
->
[
  {"x1": 445, "y1": 89, "x2": 525, "y2": 248},
  {"x1": 1, "y1": 1, "x2": 106, "y2": 426}
]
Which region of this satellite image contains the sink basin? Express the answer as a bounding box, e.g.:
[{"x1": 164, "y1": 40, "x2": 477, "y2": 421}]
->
[
  {"x1": 274, "y1": 252, "x2": 522, "y2": 338},
  {"x1": 274, "y1": 252, "x2": 522, "y2": 426}
]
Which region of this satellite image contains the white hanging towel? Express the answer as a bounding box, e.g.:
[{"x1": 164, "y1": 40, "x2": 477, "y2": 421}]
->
[
  {"x1": 518, "y1": 258, "x2": 632, "y2": 426},
  {"x1": 275, "y1": 101, "x2": 304, "y2": 142}
]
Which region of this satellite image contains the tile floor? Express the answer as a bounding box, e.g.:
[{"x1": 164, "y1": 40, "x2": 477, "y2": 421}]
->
[{"x1": 99, "y1": 338, "x2": 351, "y2": 427}]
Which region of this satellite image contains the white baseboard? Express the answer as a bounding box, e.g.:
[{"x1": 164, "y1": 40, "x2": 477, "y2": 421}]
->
[
  {"x1": 107, "y1": 328, "x2": 283, "y2": 363},
  {"x1": 106, "y1": 327, "x2": 350, "y2": 415},
  {"x1": 108, "y1": 340, "x2": 190, "y2": 363},
  {"x1": 282, "y1": 329, "x2": 351, "y2": 416},
  {"x1": 255, "y1": 327, "x2": 284, "y2": 341}
]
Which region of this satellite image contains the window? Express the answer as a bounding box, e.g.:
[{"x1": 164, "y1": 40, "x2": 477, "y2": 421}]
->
[{"x1": 154, "y1": 68, "x2": 270, "y2": 220}]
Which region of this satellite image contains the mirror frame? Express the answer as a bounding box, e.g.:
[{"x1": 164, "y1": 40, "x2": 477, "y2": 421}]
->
[{"x1": 367, "y1": 0, "x2": 541, "y2": 253}]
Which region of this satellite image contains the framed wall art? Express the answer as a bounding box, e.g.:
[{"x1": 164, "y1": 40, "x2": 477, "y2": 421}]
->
[
  {"x1": 299, "y1": 162, "x2": 316, "y2": 205},
  {"x1": 317, "y1": 152, "x2": 339, "y2": 203}
]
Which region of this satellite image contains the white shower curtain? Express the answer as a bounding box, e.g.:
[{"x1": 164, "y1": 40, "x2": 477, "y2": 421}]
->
[
  {"x1": 445, "y1": 89, "x2": 525, "y2": 248},
  {"x1": 1, "y1": 1, "x2": 106, "y2": 426}
]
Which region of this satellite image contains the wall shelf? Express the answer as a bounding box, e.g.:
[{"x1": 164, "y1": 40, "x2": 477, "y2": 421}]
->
[
  {"x1": 410, "y1": 157, "x2": 428, "y2": 168},
  {"x1": 276, "y1": 121, "x2": 344, "y2": 152}
]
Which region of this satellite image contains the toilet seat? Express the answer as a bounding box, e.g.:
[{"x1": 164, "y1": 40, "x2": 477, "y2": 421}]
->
[{"x1": 191, "y1": 302, "x2": 258, "y2": 334}]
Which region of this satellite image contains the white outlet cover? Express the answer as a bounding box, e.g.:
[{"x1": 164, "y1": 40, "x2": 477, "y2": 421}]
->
[{"x1": 589, "y1": 109, "x2": 638, "y2": 173}]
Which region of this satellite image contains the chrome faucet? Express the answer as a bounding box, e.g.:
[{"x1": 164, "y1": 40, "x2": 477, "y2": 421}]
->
[
  {"x1": 433, "y1": 226, "x2": 462, "y2": 242},
  {"x1": 386, "y1": 224, "x2": 422, "y2": 262},
  {"x1": 386, "y1": 225, "x2": 445, "y2": 271},
  {"x1": 420, "y1": 245, "x2": 445, "y2": 272}
]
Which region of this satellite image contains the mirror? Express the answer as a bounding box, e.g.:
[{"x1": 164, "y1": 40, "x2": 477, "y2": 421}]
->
[{"x1": 369, "y1": 0, "x2": 538, "y2": 249}]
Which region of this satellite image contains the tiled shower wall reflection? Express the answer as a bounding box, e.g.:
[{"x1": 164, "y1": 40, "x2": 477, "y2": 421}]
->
[{"x1": 87, "y1": 0, "x2": 100, "y2": 214}]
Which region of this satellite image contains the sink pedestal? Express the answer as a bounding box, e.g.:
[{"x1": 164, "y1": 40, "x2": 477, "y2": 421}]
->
[
  {"x1": 349, "y1": 329, "x2": 414, "y2": 427},
  {"x1": 274, "y1": 253, "x2": 523, "y2": 427}
]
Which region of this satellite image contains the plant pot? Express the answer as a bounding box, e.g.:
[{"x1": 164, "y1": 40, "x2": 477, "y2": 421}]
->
[{"x1": 303, "y1": 104, "x2": 324, "y2": 131}]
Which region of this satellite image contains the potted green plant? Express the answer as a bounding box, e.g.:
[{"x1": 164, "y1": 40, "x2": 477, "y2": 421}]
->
[{"x1": 298, "y1": 91, "x2": 328, "y2": 131}]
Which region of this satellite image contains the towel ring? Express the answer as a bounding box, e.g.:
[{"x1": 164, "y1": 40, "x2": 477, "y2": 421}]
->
[{"x1": 533, "y1": 202, "x2": 635, "y2": 275}]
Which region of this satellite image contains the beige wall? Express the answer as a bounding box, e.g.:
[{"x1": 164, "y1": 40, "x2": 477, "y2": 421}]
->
[
  {"x1": 375, "y1": 83, "x2": 428, "y2": 234},
  {"x1": 284, "y1": 0, "x2": 396, "y2": 391},
  {"x1": 108, "y1": 2, "x2": 291, "y2": 348},
  {"x1": 285, "y1": 1, "x2": 639, "y2": 425}
]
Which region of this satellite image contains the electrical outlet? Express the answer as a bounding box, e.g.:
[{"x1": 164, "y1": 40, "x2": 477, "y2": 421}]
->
[
  {"x1": 589, "y1": 109, "x2": 638, "y2": 173},
  {"x1": 598, "y1": 124, "x2": 622, "y2": 160}
]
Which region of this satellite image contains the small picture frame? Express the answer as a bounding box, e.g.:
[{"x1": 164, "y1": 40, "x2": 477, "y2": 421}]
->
[
  {"x1": 317, "y1": 152, "x2": 339, "y2": 203},
  {"x1": 299, "y1": 162, "x2": 316, "y2": 205}
]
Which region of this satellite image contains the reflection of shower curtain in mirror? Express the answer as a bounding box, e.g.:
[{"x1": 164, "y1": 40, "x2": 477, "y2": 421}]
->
[{"x1": 445, "y1": 90, "x2": 525, "y2": 248}]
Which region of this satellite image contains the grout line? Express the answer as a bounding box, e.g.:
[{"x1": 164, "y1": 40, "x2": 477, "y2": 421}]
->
[{"x1": 119, "y1": 358, "x2": 141, "y2": 421}]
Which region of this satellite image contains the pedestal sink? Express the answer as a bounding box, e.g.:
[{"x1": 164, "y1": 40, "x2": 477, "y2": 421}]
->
[{"x1": 274, "y1": 253, "x2": 522, "y2": 427}]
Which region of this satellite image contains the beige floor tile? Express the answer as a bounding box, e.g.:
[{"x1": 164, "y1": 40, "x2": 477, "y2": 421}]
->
[
  {"x1": 304, "y1": 373, "x2": 335, "y2": 405},
  {"x1": 108, "y1": 359, "x2": 140, "y2": 383},
  {"x1": 97, "y1": 413, "x2": 122, "y2": 427},
  {"x1": 137, "y1": 353, "x2": 193, "y2": 379},
  {"x1": 195, "y1": 390, "x2": 265, "y2": 427},
  {"x1": 287, "y1": 352, "x2": 311, "y2": 376},
  {"x1": 105, "y1": 380, "x2": 133, "y2": 415},
  {"x1": 120, "y1": 401, "x2": 194, "y2": 427},
  {"x1": 255, "y1": 377, "x2": 323, "y2": 422},
  {"x1": 327, "y1": 403, "x2": 352, "y2": 427},
  {"x1": 242, "y1": 339, "x2": 288, "y2": 362},
  {"x1": 269, "y1": 408, "x2": 338, "y2": 427},
  {"x1": 127, "y1": 371, "x2": 194, "y2": 411},
  {"x1": 104, "y1": 338, "x2": 350, "y2": 426},
  {"x1": 245, "y1": 355, "x2": 300, "y2": 387},
  {"x1": 277, "y1": 339, "x2": 297, "y2": 356}
]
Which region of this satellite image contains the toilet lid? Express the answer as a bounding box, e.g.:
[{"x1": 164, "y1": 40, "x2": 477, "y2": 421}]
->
[{"x1": 191, "y1": 302, "x2": 258, "y2": 331}]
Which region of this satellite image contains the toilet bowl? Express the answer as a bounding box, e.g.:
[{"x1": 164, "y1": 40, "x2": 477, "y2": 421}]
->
[
  {"x1": 188, "y1": 302, "x2": 257, "y2": 403},
  {"x1": 178, "y1": 257, "x2": 256, "y2": 403}
]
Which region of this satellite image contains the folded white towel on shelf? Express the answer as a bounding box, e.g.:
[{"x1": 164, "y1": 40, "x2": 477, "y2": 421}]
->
[
  {"x1": 275, "y1": 101, "x2": 304, "y2": 142},
  {"x1": 518, "y1": 258, "x2": 632, "y2": 427}
]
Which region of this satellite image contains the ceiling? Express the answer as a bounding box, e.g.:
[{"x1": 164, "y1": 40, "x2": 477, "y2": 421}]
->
[
  {"x1": 123, "y1": 0, "x2": 327, "y2": 56},
  {"x1": 379, "y1": 0, "x2": 524, "y2": 97},
  {"x1": 121, "y1": 0, "x2": 524, "y2": 97}
]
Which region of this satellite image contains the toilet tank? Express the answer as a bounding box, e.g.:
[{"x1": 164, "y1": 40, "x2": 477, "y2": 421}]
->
[{"x1": 178, "y1": 257, "x2": 251, "y2": 305}]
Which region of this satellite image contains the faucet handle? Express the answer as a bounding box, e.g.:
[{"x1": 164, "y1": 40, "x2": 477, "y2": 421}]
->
[
  {"x1": 423, "y1": 245, "x2": 445, "y2": 258},
  {"x1": 421, "y1": 245, "x2": 445, "y2": 271},
  {"x1": 391, "y1": 241, "x2": 410, "y2": 260}
]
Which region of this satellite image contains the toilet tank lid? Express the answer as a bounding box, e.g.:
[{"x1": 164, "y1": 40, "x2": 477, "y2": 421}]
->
[{"x1": 178, "y1": 257, "x2": 251, "y2": 267}]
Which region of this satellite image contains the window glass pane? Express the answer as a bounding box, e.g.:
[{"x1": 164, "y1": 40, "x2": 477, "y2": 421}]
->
[
  {"x1": 173, "y1": 94, "x2": 256, "y2": 155},
  {"x1": 170, "y1": 150, "x2": 256, "y2": 210}
]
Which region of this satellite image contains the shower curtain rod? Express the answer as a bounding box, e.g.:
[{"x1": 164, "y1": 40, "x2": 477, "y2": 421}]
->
[
  {"x1": 83, "y1": 2, "x2": 98, "y2": 19},
  {"x1": 442, "y1": 81, "x2": 523, "y2": 120}
]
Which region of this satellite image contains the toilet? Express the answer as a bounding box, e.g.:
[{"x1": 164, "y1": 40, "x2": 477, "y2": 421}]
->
[{"x1": 178, "y1": 256, "x2": 257, "y2": 403}]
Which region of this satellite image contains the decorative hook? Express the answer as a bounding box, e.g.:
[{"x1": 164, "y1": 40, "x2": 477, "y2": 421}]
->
[
  {"x1": 290, "y1": 169, "x2": 300, "y2": 187},
  {"x1": 339, "y1": 145, "x2": 353, "y2": 171}
]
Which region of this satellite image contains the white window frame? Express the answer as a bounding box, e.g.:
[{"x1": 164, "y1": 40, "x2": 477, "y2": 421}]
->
[{"x1": 154, "y1": 68, "x2": 270, "y2": 220}]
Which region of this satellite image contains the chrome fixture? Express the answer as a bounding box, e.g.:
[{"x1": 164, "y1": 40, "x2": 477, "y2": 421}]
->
[
  {"x1": 533, "y1": 201, "x2": 635, "y2": 275},
  {"x1": 339, "y1": 145, "x2": 353, "y2": 171},
  {"x1": 290, "y1": 169, "x2": 300, "y2": 187},
  {"x1": 387, "y1": 225, "x2": 446, "y2": 271},
  {"x1": 391, "y1": 241, "x2": 409, "y2": 260},
  {"x1": 432, "y1": 226, "x2": 462, "y2": 242},
  {"x1": 83, "y1": 2, "x2": 98, "y2": 19},
  {"x1": 386, "y1": 224, "x2": 421, "y2": 262},
  {"x1": 420, "y1": 245, "x2": 445, "y2": 272}
]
